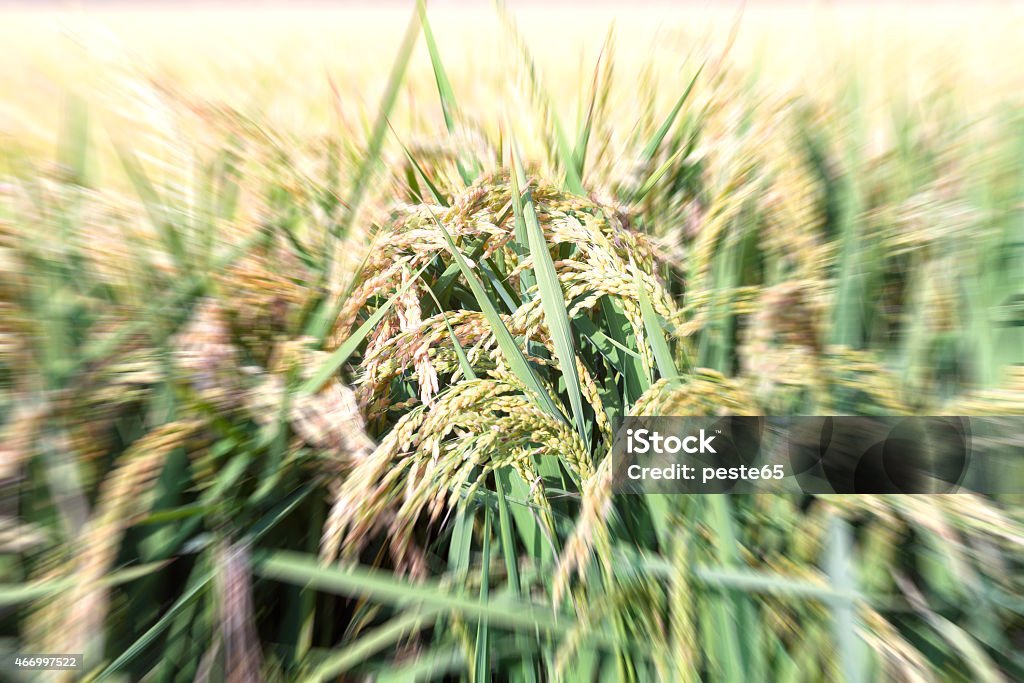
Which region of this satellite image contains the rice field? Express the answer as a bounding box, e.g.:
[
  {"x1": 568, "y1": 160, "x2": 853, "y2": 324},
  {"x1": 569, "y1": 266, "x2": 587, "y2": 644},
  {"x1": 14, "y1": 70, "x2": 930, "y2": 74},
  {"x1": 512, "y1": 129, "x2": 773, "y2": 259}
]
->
[{"x1": 1, "y1": 2, "x2": 1023, "y2": 681}]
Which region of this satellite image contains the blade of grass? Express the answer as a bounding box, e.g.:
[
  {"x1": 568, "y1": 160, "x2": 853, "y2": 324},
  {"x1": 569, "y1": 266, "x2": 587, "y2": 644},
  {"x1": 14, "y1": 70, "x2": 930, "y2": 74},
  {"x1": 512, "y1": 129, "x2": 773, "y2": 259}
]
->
[
  {"x1": 429, "y1": 209, "x2": 564, "y2": 423},
  {"x1": 638, "y1": 286, "x2": 680, "y2": 382},
  {"x1": 631, "y1": 144, "x2": 689, "y2": 204},
  {"x1": 496, "y1": 0, "x2": 585, "y2": 194},
  {"x1": 95, "y1": 487, "x2": 313, "y2": 678},
  {"x1": 709, "y1": 496, "x2": 766, "y2": 681},
  {"x1": 254, "y1": 550, "x2": 629, "y2": 651},
  {"x1": 508, "y1": 152, "x2": 536, "y2": 297},
  {"x1": 603, "y1": 297, "x2": 649, "y2": 407},
  {"x1": 421, "y1": 278, "x2": 476, "y2": 380},
  {"x1": 640, "y1": 64, "x2": 704, "y2": 162},
  {"x1": 255, "y1": 550, "x2": 564, "y2": 634},
  {"x1": 333, "y1": 5, "x2": 420, "y2": 240},
  {"x1": 495, "y1": 467, "x2": 555, "y2": 569},
  {"x1": 826, "y1": 517, "x2": 867, "y2": 683},
  {"x1": 308, "y1": 607, "x2": 443, "y2": 682},
  {"x1": 512, "y1": 144, "x2": 588, "y2": 447},
  {"x1": 418, "y1": 0, "x2": 476, "y2": 185},
  {"x1": 375, "y1": 646, "x2": 465, "y2": 683},
  {"x1": 573, "y1": 315, "x2": 642, "y2": 363},
  {"x1": 572, "y1": 27, "x2": 613, "y2": 179},
  {"x1": 419, "y1": 0, "x2": 456, "y2": 132},
  {"x1": 94, "y1": 565, "x2": 215, "y2": 680},
  {"x1": 494, "y1": 472, "x2": 538, "y2": 683},
  {"x1": 302, "y1": 261, "x2": 429, "y2": 394},
  {"x1": 0, "y1": 561, "x2": 169, "y2": 607},
  {"x1": 473, "y1": 506, "x2": 493, "y2": 682},
  {"x1": 60, "y1": 92, "x2": 89, "y2": 187},
  {"x1": 393, "y1": 122, "x2": 449, "y2": 207},
  {"x1": 114, "y1": 142, "x2": 189, "y2": 274}
]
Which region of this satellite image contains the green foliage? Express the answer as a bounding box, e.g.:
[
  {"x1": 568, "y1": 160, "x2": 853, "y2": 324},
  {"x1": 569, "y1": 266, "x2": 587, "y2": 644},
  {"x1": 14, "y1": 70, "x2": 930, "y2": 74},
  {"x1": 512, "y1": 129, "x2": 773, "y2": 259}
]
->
[{"x1": 0, "y1": 5, "x2": 1022, "y2": 683}]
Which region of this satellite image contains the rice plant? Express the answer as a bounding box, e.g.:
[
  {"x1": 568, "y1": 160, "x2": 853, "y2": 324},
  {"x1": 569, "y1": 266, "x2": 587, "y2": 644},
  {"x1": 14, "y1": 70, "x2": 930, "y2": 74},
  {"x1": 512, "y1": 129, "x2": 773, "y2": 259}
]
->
[{"x1": 0, "y1": 2, "x2": 1022, "y2": 681}]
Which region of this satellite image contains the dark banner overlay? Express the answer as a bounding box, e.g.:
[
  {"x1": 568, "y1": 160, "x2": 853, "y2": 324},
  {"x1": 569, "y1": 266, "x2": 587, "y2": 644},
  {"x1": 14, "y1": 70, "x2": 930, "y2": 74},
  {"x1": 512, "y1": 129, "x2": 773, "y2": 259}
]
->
[{"x1": 611, "y1": 417, "x2": 1024, "y2": 494}]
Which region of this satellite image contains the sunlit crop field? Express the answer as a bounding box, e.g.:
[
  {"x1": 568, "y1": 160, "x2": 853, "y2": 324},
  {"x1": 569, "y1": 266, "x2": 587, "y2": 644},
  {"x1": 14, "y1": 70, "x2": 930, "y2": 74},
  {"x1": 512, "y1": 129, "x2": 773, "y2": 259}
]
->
[
  {"x1": 2, "y1": 5, "x2": 1022, "y2": 156},
  {"x1": 1, "y1": 3, "x2": 1022, "y2": 681}
]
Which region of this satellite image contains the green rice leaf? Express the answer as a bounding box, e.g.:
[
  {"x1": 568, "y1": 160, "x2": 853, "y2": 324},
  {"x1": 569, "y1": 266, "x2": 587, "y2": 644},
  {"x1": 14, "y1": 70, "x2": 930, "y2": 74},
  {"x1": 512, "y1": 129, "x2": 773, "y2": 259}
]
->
[
  {"x1": 0, "y1": 561, "x2": 168, "y2": 607},
  {"x1": 418, "y1": 0, "x2": 456, "y2": 132},
  {"x1": 497, "y1": 1, "x2": 585, "y2": 195},
  {"x1": 638, "y1": 286, "x2": 679, "y2": 383},
  {"x1": 422, "y1": 278, "x2": 476, "y2": 380},
  {"x1": 572, "y1": 28, "x2": 612, "y2": 179},
  {"x1": 826, "y1": 517, "x2": 868, "y2": 683},
  {"x1": 254, "y1": 550, "x2": 568, "y2": 635},
  {"x1": 631, "y1": 144, "x2": 689, "y2": 204},
  {"x1": 302, "y1": 262, "x2": 429, "y2": 394},
  {"x1": 418, "y1": 0, "x2": 477, "y2": 184},
  {"x1": 641, "y1": 63, "x2": 703, "y2": 162},
  {"x1": 308, "y1": 607, "x2": 442, "y2": 682},
  {"x1": 333, "y1": 3, "x2": 420, "y2": 240},
  {"x1": 473, "y1": 507, "x2": 493, "y2": 682},
  {"x1": 94, "y1": 566, "x2": 215, "y2": 680},
  {"x1": 114, "y1": 142, "x2": 189, "y2": 274},
  {"x1": 429, "y1": 209, "x2": 564, "y2": 423},
  {"x1": 512, "y1": 144, "x2": 588, "y2": 447},
  {"x1": 395, "y1": 125, "x2": 449, "y2": 206}
]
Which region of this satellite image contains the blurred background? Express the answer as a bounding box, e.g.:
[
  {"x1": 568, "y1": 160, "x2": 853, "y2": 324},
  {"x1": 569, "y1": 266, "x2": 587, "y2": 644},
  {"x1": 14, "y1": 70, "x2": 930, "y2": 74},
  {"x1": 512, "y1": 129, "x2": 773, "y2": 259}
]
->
[{"x1": 1, "y1": 1, "x2": 1022, "y2": 681}]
